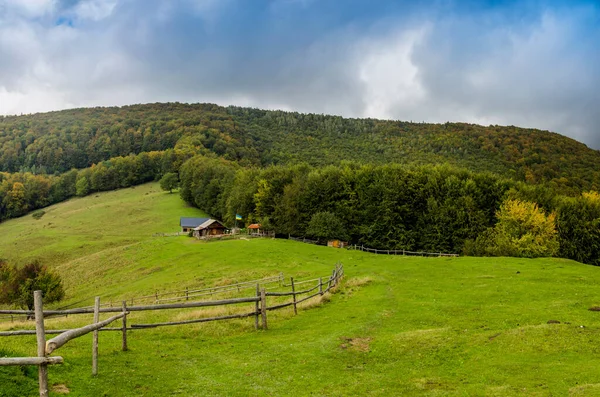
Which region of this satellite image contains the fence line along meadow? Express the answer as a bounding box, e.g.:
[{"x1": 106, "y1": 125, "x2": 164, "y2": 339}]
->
[
  {"x1": 0, "y1": 263, "x2": 344, "y2": 397},
  {"x1": 349, "y1": 244, "x2": 458, "y2": 257}
]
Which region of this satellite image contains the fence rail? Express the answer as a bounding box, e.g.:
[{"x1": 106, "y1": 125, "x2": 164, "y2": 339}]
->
[
  {"x1": 0, "y1": 273, "x2": 286, "y2": 323},
  {"x1": 152, "y1": 232, "x2": 188, "y2": 237},
  {"x1": 350, "y1": 245, "x2": 458, "y2": 257},
  {"x1": 0, "y1": 263, "x2": 344, "y2": 397}
]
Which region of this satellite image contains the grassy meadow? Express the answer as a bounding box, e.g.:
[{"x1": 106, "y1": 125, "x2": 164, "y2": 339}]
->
[{"x1": 1, "y1": 183, "x2": 600, "y2": 396}]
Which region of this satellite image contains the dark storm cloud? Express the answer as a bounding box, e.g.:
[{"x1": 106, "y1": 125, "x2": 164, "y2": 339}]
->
[{"x1": 0, "y1": 0, "x2": 598, "y2": 148}]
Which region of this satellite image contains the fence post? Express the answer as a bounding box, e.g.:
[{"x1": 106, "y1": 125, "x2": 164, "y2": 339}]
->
[
  {"x1": 291, "y1": 277, "x2": 297, "y2": 315},
  {"x1": 34, "y1": 290, "x2": 49, "y2": 397},
  {"x1": 155, "y1": 290, "x2": 158, "y2": 302},
  {"x1": 121, "y1": 301, "x2": 128, "y2": 351},
  {"x1": 186, "y1": 287, "x2": 189, "y2": 301},
  {"x1": 92, "y1": 297, "x2": 99, "y2": 376},
  {"x1": 260, "y1": 289, "x2": 268, "y2": 330},
  {"x1": 254, "y1": 284, "x2": 260, "y2": 330},
  {"x1": 319, "y1": 277, "x2": 323, "y2": 295},
  {"x1": 332, "y1": 269, "x2": 336, "y2": 287}
]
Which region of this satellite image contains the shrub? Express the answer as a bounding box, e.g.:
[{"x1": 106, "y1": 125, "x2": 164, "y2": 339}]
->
[
  {"x1": 0, "y1": 260, "x2": 65, "y2": 311},
  {"x1": 31, "y1": 210, "x2": 45, "y2": 220},
  {"x1": 472, "y1": 199, "x2": 559, "y2": 258}
]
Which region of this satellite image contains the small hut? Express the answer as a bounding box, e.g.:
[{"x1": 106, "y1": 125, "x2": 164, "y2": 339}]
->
[
  {"x1": 247, "y1": 223, "x2": 262, "y2": 236},
  {"x1": 327, "y1": 240, "x2": 348, "y2": 249},
  {"x1": 193, "y1": 219, "x2": 227, "y2": 239}
]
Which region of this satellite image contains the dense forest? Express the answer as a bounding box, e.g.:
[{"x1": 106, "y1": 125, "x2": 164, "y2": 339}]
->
[
  {"x1": 1, "y1": 103, "x2": 599, "y2": 193},
  {"x1": 0, "y1": 103, "x2": 599, "y2": 265}
]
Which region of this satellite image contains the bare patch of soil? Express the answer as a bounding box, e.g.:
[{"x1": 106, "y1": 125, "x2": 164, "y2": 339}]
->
[{"x1": 340, "y1": 336, "x2": 372, "y2": 352}]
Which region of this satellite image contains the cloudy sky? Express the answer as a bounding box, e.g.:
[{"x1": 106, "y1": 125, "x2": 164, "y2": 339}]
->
[{"x1": 0, "y1": 0, "x2": 599, "y2": 148}]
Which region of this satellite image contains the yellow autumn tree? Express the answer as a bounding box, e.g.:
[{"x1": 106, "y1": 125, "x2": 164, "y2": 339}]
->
[{"x1": 487, "y1": 199, "x2": 559, "y2": 258}]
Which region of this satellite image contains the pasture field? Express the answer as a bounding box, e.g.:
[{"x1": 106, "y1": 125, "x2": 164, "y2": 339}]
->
[{"x1": 1, "y1": 183, "x2": 600, "y2": 396}]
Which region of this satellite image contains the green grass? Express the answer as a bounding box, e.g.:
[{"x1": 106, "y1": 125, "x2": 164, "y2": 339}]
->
[{"x1": 2, "y1": 183, "x2": 600, "y2": 396}]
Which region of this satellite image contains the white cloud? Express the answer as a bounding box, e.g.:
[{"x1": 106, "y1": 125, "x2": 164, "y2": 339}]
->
[
  {"x1": 357, "y1": 27, "x2": 428, "y2": 119},
  {"x1": 73, "y1": 0, "x2": 118, "y2": 21},
  {"x1": 0, "y1": 0, "x2": 55, "y2": 18},
  {"x1": 0, "y1": 1, "x2": 597, "y2": 149}
]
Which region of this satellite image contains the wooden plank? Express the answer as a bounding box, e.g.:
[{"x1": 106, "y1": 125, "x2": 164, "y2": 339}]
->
[
  {"x1": 130, "y1": 312, "x2": 256, "y2": 329},
  {"x1": 92, "y1": 297, "x2": 99, "y2": 376},
  {"x1": 260, "y1": 289, "x2": 267, "y2": 330},
  {"x1": 0, "y1": 356, "x2": 63, "y2": 366},
  {"x1": 319, "y1": 277, "x2": 323, "y2": 295},
  {"x1": 296, "y1": 291, "x2": 321, "y2": 305},
  {"x1": 0, "y1": 328, "x2": 124, "y2": 337},
  {"x1": 254, "y1": 284, "x2": 259, "y2": 330},
  {"x1": 34, "y1": 290, "x2": 49, "y2": 397},
  {"x1": 291, "y1": 277, "x2": 297, "y2": 315},
  {"x1": 45, "y1": 312, "x2": 127, "y2": 355},
  {"x1": 122, "y1": 301, "x2": 128, "y2": 352},
  {"x1": 0, "y1": 297, "x2": 261, "y2": 316}
]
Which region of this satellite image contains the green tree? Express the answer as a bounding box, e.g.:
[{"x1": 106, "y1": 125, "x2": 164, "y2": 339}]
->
[
  {"x1": 477, "y1": 199, "x2": 559, "y2": 258},
  {"x1": 0, "y1": 260, "x2": 65, "y2": 311},
  {"x1": 159, "y1": 172, "x2": 179, "y2": 193},
  {"x1": 75, "y1": 176, "x2": 90, "y2": 196},
  {"x1": 306, "y1": 212, "x2": 348, "y2": 242}
]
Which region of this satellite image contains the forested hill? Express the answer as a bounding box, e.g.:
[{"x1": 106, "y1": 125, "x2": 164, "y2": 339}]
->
[{"x1": 1, "y1": 102, "x2": 598, "y2": 193}]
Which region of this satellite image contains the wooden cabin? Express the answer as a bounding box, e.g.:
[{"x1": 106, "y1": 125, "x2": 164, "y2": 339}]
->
[
  {"x1": 180, "y1": 217, "x2": 210, "y2": 233},
  {"x1": 193, "y1": 219, "x2": 227, "y2": 239}
]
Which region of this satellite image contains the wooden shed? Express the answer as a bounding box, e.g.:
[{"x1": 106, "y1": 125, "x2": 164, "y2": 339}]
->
[{"x1": 193, "y1": 219, "x2": 227, "y2": 239}]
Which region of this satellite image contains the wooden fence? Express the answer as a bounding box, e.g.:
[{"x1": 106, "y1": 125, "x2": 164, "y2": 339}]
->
[
  {"x1": 0, "y1": 264, "x2": 344, "y2": 397},
  {"x1": 152, "y1": 232, "x2": 188, "y2": 237},
  {"x1": 0, "y1": 273, "x2": 286, "y2": 323},
  {"x1": 288, "y1": 236, "x2": 319, "y2": 245},
  {"x1": 349, "y1": 244, "x2": 458, "y2": 257}
]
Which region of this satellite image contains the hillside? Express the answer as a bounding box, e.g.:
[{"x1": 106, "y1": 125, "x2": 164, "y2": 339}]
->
[
  {"x1": 2, "y1": 186, "x2": 600, "y2": 396},
  {"x1": 1, "y1": 103, "x2": 599, "y2": 193}
]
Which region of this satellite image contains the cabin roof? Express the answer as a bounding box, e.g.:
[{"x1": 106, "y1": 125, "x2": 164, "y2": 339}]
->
[
  {"x1": 247, "y1": 223, "x2": 261, "y2": 229},
  {"x1": 180, "y1": 217, "x2": 210, "y2": 228},
  {"x1": 193, "y1": 219, "x2": 226, "y2": 230}
]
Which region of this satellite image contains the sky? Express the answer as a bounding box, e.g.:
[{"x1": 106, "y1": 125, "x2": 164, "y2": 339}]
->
[{"x1": 0, "y1": 0, "x2": 599, "y2": 149}]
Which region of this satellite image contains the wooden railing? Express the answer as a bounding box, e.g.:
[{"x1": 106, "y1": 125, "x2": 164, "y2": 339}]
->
[
  {"x1": 349, "y1": 244, "x2": 458, "y2": 257},
  {"x1": 0, "y1": 264, "x2": 344, "y2": 396}
]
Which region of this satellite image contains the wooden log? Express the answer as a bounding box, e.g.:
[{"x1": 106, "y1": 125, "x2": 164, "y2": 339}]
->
[
  {"x1": 122, "y1": 301, "x2": 128, "y2": 352},
  {"x1": 265, "y1": 301, "x2": 294, "y2": 311},
  {"x1": 254, "y1": 284, "x2": 259, "y2": 330},
  {"x1": 130, "y1": 312, "x2": 256, "y2": 329},
  {"x1": 34, "y1": 290, "x2": 49, "y2": 397},
  {"x1": 0, "y1": 356, "x2": 64, "y2": 366},
  {"x1": 291, "y1": 277, "x2": 297, "y2": 315},
  {"x1": 45, "y1": 312, "x2": 127, "y2": 355},
  {"x1": 260, "y1": 289, "x2": 267, "y2": 330},
  {"x1": 319, "y1": 277, "x2": 323, "y2": 295},
  {"x1": 92, "y1": 297, "x2": 99, "y2": 376},
  {"x1": 0, "y1": 296, "x2": 261, "y2": 316},
  {"x1": 0, "y1": 328, "x2": 124, "y2": 337},
  {"x1": 296, "y1": 291, "x2": 321, "y2": 305}
]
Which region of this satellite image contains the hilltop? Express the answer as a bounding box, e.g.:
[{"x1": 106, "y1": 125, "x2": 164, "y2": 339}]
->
[{"x1": 1, "y1": 103, "x2": 598, "y2": 193}]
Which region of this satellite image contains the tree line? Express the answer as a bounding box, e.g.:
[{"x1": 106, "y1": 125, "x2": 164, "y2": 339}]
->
[
  {"x1": 0, "y1": 149, "x2": 194, "y2": 221},
  {"x1": 179, "y1": 155, "x2": 600, "y2": 266}
]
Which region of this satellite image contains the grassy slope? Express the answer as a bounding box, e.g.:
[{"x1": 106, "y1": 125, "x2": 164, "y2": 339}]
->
[{"x1": 2, "y1": 184, "x2": 600, "y2": 396}]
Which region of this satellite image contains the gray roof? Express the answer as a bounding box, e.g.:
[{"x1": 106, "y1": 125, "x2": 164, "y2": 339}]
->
[
  {"x1": 180, "y1": 217, "x2": 210, "y2": 228},
  {"x1": 193, "y1": 219, "x2": 226, "y2": 230}
]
